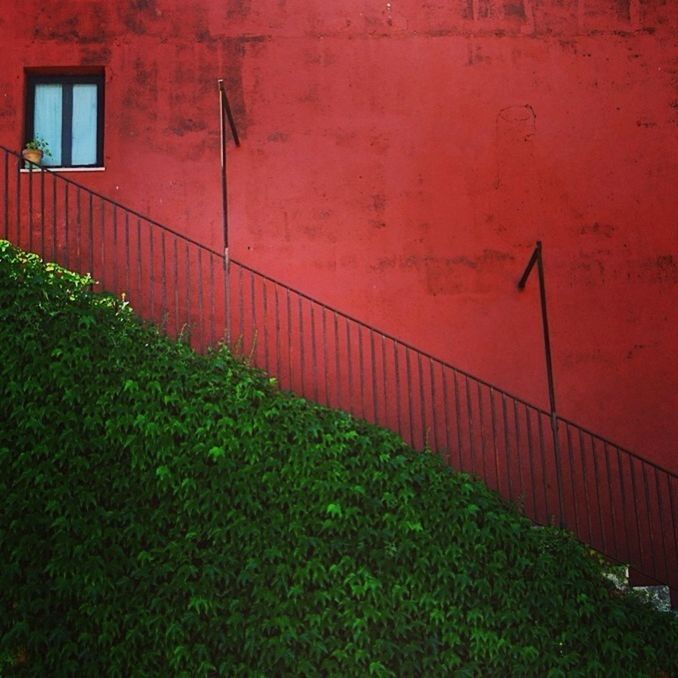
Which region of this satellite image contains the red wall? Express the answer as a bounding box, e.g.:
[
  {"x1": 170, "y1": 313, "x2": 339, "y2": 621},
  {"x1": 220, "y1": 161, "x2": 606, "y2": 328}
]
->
[{"x1": 1, "y1": 0, "x2": 676, "y2": 471}]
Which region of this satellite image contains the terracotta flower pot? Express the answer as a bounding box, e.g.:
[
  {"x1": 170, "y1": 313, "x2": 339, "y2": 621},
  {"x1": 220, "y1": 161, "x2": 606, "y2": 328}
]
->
[{"x1": 22, "y1": 148, "x2": 43, "y2": 166}]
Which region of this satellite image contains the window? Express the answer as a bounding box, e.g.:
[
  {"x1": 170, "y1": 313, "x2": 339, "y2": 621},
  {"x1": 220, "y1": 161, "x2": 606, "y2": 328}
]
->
[{"x1": 25, "y1": 73, "x2": 104, "y2": 168}]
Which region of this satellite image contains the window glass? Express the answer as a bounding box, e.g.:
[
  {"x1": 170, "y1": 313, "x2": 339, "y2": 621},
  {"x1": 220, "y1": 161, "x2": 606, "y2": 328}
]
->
[
  {"x1": 34, "y1": 84, "x2": 63, "y2": 166},
  {"x1": 72, "y1": 84, "x2": 98, "y2": 166}
]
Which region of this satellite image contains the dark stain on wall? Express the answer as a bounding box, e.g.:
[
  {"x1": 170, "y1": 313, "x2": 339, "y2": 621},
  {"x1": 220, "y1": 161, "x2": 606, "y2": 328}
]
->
[
  {"x1": 652, "y1": 255, "x2": 678, "y2": 283},
  {"x1": 371, "y1": 194, "x2": 386, "y2": 214},
  {"x1": 33, "y1": 4, "x2": 111, "y2": 44},
  {"x1": 504, "y1": 2, "x2": 526, "y2": 19},
  {"x1": 267, "y1": 131, "x2": 289, "y2": 142},
  {"x1": 479, "y1": 248, "x2": 514, "y2": 263},
  {"x1": 495, "y1": 104, "x2": 537, "y2": 189},
  {"x1": 120, "y1": 0, "x2": 158, "y2": 35},
  {"x1": 617, "y1": 0, "x2": 631, "y2": 22},
  {"x1": 121, "y1": 57, "x2": 159, "y2": 130},
  {"x1": 467, "y1": 43, "x2": 491, "y2": 65},
  {"x1": 580, "y1": 222, "x2": 616, "y2": 237},
  {"x1": 0, "y1": 87, "x2": 14, "y2": 120},
  {"x1": 214, "y1": 35, "x2": 272, "y2": 136},
  {"x1": 80, "y1": 46, "x2": 112, "y2": 65},
  {"x1": 226, "y1": 0, "x2": 252, "y2": 20},
  {"x1": 477, "y1": 0, "x2": 492, "y2": 20},
  {"x1": 168, "y1": 118, "x2": 207, "y2": 136}
]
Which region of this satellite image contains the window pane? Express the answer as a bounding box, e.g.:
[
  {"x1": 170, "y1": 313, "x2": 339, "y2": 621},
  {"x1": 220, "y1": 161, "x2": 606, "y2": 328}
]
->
[
  {"x1": 34, "y1": 84, "x2": 62, "y2": 166},
  {"x1": 72, "y1": 84, "x2": 98, "y2": 165}
]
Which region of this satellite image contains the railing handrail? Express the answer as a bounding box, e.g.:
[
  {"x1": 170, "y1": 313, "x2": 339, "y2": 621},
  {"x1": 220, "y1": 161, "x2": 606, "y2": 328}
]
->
[
  {"x1": 2, "y1": 139, "x2": 675, "y2": 481},
  {"x1": 229, "y1": 257, "x2": 678, "y2": 480},
  {"x1": 1, "y1": 144, "x2": 222, "y2": 258}
]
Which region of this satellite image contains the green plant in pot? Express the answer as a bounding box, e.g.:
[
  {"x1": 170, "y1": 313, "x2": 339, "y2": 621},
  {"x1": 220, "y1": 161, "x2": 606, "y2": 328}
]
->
[{"x1": 22, "y1": 137, "x2": 52, "y2": 167}]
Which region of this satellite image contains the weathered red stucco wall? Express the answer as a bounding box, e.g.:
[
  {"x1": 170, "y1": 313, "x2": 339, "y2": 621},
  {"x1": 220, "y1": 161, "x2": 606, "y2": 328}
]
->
[{"x1": 1, "y1": 0, "x2": 676, "y2": 470}]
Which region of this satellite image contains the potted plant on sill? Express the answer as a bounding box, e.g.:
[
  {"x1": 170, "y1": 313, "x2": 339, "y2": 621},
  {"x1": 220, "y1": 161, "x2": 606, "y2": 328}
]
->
[{"x1": 22, "y1": 137, "x2": 51, "y2": 167}]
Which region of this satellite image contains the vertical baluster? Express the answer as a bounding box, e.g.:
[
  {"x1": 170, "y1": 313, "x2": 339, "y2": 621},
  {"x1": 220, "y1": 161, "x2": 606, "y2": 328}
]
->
[
  {"x1": 238, "y1": 268, "x2": 245, "y2": 353},
  {"x1": 27, "y1": 162, "x2": 33, "y2": 252},
  {"x1": 578, "y1": 429, "x2": 594, "y2": 547},
  {"x1": 310, "y1": 303, "x2": 318, "y2": 402},
  {"x1": 589, "y1": 436, "x2": 606, "y2": 554},
  {"x1": 629, "y1": 454, "x2": 645, "y2": 570},
  {"x1": 322, "y1": 308, "x2": 329, "y2": 406},
  {"x1": 185, "y1": 243, "x2": 191, "y2": 344},
  {"x1": 501, "y1": 394, "x2": 512, "y2": 500},
  {"x1": 197, "y1": 249, "x2": 204, "y2": 351},
  {"x1": 667, "y1": 476, "x2": 678, "y2": 590},
  {"x1": 63, "y1": 184, "x2": 70, "y2": 270},
  {"x1": 76, "y1": 187, "x2": 81, "y2": 271},
  {"x1": 149, "y1": 225, "x2": 156, "y2": 323},
  {"x1": 346, "y1": 319, "x2": 352, "y2": 414},
  {"x1": 394, "y1": 341, "x2": 402, "y2": 439},
  {"x1": 615, "y1": 447, "x2": 632, "y2": 564},
  {"x1": 490, "y1": 388, "x2": 500, "y2": 494},
  {"x1": 465, "y1": 376, "x2": 475, "y2": 475},
  {"x1": 286, "y1": 289, "x2": 292, "y2": 390},
  {"x1": 334, "y1": 312, "x2": 341, "y2": 409},
  {"x1": 274, "y1": 285, "x2": 281, "y2": 385},
  {"x1": 135, "y1": 219, "x2": 142, "y2": 318},
  {"x1": 298, "y1": 296, "x2": 305, "y2": 396},
  {"x1": 358, "y1": 325, "x2": 365, "y2": 420},
  {"x1": 250, "y1": 270, "x2": 256, "y2": 361},
  {"x1": 380, "y1": 335, "x2": 388, "y2": 431},
  {"x1": 653, "y1": 467, "x2": 669, "y2": 583},
  {"x1": 88, "y1": 195, "x2": 94, "y2": 278},
  {"x1": 417, "y1": 352, "x2": 426, "y2": 450},
  {"x1": 525, "y1": 407, "x2": 537, "y2": 520},
  {"x1": 98, "y1": 199, "x2": 105, "y2": 291},
  {"x1": 208, "y1": 254, "x2": 215, "y2": 345},
  {"x1": 442, "y1": 366, "x2": 452, "y2": 467},
  {"x1": 159, "y1": 231, "x2": 168, "y2": 332},
  {"x1": 52, "y1": 174, "x2": 58, "y2": 262},
  {"x1": 477, "y1": 382, "x2": 487, "y2": 480},
  {"x1": 512, "y1": 400, "x2": 523, "y2": 504},
  {"x1": 371, "y1": 330, "x2": 378, "y2": 425},
  {"x1": 428, "y1": 358, "x2": 438, "y2": 452},
  {"x1": 124, "y1": 211, "x2": 131, "y2": 299},
  {"x1": 601, "y1": 442, "x2": 618, "y2": 556},
  {"x1": 537, "y1": 413, "x2": 550, "y2": 520},
  {"x1": 111, "y1": 204, "x2": 117, "y2": 294},
  {"x1": 564, "y1": 425, "x2": 579, "y2": 536},
  {"x1": 263, "y1": 281, "x2": 270, "y2": 373},
  {"x1": 405, "y1": 348, "x2": 414, "y2": 447},
  {"x1": 640, "y1": 459, "x2": 657, "y2": 581},
  {"x1": 172, "y1": 239, "x2": 180, "y2": 339},
  {"x1": 454, "y1": 373, "x2": 464, "y2": 472},
  {"x1": 14, "y1": 152, "x2": 20, "y2": 249},
  {"x1": 2, "y1": 151, "x2": 8, "y2": 239},
  {"x1": 39, "y1": 167, "x2": 45, "y2": 258}
]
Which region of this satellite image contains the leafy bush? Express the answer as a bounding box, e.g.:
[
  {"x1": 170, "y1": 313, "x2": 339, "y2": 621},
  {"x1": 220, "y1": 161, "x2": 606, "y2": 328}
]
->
[{"x1": 1, "y1": 240, "x2": 676, "y2": 676}]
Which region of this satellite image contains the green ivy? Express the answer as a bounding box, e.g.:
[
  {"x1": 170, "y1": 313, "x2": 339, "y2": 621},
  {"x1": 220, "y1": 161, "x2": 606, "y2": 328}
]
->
[{"x1": 1, "y1": 240, "x2": 677, "y2": 676}]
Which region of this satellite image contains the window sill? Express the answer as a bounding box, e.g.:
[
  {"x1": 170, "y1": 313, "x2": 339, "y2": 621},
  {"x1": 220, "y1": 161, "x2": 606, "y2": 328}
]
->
[{"x1": 20, "y1": 167, "x2": 105, "y2": 173}]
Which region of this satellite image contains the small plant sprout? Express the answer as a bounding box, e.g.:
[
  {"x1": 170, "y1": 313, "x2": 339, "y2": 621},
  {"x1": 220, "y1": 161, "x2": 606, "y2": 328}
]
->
[{"x1": 24, "y1": 137, "x2": 52, "y2": 157}]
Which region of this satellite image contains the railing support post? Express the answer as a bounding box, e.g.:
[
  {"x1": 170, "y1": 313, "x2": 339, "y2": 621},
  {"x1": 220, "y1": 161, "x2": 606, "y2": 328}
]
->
[
  {"x1": 218, "y1": 78, "x2": 240, "y2": 269},
  {"x1": 218, "y1": 79, "x2": 241, "y2": 347},
  {"x1": 518, "y1": 240, "x2": 565, "y2": 526}
]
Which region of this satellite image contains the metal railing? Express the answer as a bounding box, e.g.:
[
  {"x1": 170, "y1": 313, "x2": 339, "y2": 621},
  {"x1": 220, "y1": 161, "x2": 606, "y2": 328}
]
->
[
  {"x1": 2, "y1": 147, "x2": 226, "y2": 353},
  {"x1": 1, "y1": 144, "x2": 676, "y2": 602}
]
